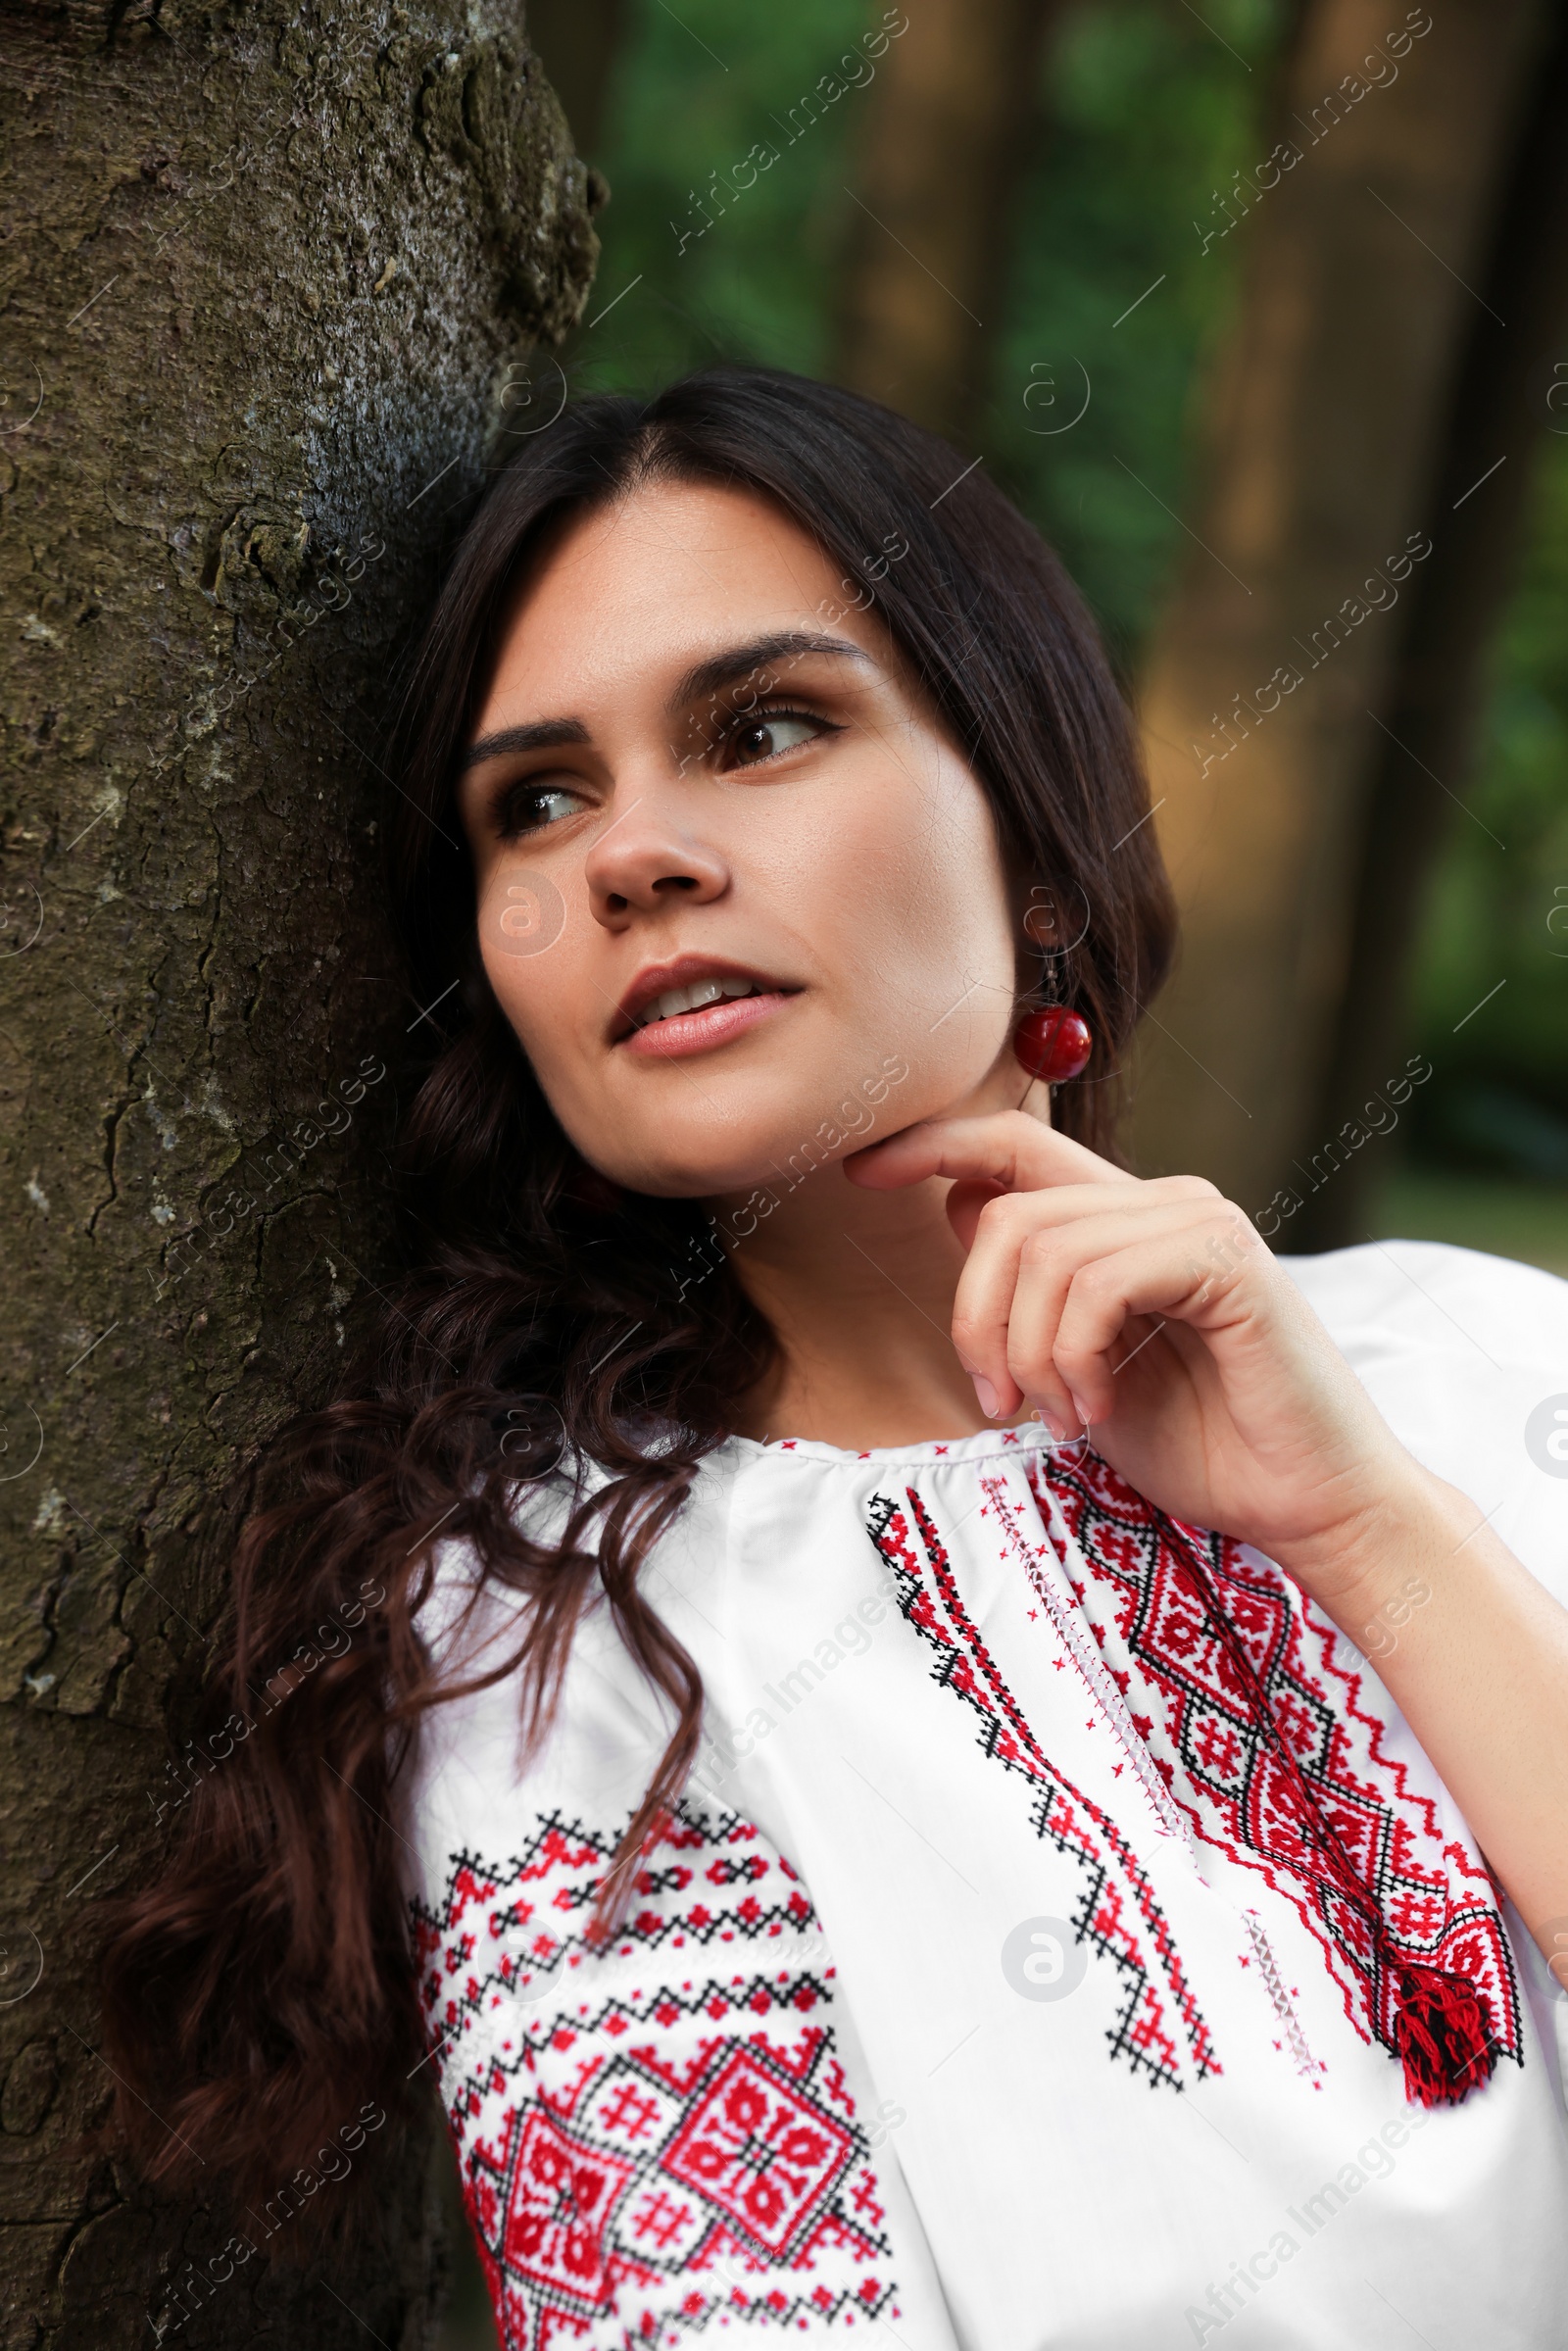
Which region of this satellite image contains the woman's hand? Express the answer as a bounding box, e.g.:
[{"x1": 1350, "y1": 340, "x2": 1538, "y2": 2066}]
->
[
  {"x1": 848, "y1": 1107, "x2": 1568, "y2": 1967},
  {"x1": 844, "y1": 1108, "x2": 1435, "y2": 1615}
]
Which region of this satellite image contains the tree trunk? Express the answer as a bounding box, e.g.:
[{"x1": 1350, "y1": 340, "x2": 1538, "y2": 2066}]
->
[
  {"x1": 1127, "y1": 0, "x2": 1542, "y2": 1212},
  {"x1": 1293, "y1": 0, "x2": 1568, "y2": 1248},
  {"x1": 832, "y1": 0, "x2": 1062, "y2": 440},
  {"x1": 0, "y1": 5, "x2": 597, "y2": 2343}
]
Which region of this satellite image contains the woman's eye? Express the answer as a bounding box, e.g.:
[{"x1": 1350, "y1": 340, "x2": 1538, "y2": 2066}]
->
[
  {"x1": 725, "y1": 712, "x2": 824, "y2": 768},
  {"x1": 498, "y1": 783, "x2": 589, "y2": 837}
]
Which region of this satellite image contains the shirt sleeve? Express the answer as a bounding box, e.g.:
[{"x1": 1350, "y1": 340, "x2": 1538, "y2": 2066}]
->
[
  {"x1": 1279, "y1": 1238, "x2": 1568, "y2": 1608},
  {"x1": 412, "y1": 1801, "x2": 909, "y2": 2350},
  {"x1": 404, "y1": 1551, "x2": 916, "y2": 2350}
]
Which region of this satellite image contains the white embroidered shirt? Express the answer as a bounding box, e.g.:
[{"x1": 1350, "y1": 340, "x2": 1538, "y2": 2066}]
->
[{"x1": 404, "y1": 1241, "x2": 1568, "y2": 2351}]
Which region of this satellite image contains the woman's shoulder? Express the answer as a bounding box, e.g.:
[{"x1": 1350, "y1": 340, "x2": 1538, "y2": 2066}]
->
[
  {"x1": 1279, "y1": 1233, "x2": 1568, "y2": 1350},
  {"x1": 406, "y1": 1511, "x2": 669, "y2": 1895},
  {"x1": 1278, "y1": 1237, "x2": 1568, "y2": 1597}
]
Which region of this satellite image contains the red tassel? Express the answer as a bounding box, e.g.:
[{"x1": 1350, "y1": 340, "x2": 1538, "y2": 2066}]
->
[
  {"x1": 1163, "y1": 1519, "x2": 1501, "y2": 2111},
  {"x1": 1393, "y1": 1964, "x2": 1495, "y2": 2107}
]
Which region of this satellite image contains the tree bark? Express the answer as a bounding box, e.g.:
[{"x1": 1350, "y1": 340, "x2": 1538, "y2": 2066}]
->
[
  {"x1": 832, "y1": 0, "x2": 1062, "y2": 441},
  {"x1": 1293, "y1": 0, "x2": 1568, "y2": 1248},
  {"x1": 1127, "y1": 0, "x2": 1542, "y2": 1212},
  {"x1": 0, "y1": 5, "x2": 597, "y2": 2343}
]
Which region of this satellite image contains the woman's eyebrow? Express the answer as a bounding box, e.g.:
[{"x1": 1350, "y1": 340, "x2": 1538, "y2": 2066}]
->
[
  {"x1": 462, "y1": 717, "x2": 590, "y2": 770},
  {"x1": 670, "y1": 631, "x2": 875, "y2": 711},
  {"x1": 460, "y1": 634, "x2": 872, "y2": 770}
]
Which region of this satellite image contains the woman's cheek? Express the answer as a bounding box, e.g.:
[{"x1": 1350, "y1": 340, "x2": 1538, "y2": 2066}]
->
[
  {"x1": 475, "y1": 863, "x2": 588, "y2": 1082},
  {"x1": 480, "y1": 863, "x2": 568, "y2": 965}
]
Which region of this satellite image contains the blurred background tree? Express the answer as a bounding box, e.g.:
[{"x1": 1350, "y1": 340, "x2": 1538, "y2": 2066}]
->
[{"x1": 522, "y1": 0, "x2": 1567, "y2": 1294}]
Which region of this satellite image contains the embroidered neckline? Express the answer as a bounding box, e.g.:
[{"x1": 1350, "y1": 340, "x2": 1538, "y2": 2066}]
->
[{"x1": 725, "y1": 1422, "x2": 1084, "y2": 1469}]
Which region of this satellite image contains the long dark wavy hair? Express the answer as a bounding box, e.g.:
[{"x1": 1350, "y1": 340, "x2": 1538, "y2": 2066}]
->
[{"x1": 99, "y1": 367, "x2": 1176, "y2": 2213}]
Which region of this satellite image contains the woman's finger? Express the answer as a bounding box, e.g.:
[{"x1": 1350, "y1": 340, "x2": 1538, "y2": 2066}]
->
[
  {"x1": 945, "y1": 1167, "x2": 1218, "y2": 1254},
  {"x1": 952, "y1": 1192, "x2": 1242, "y2": 1424},
  {"x1": 844, "y1": 1107, "x2": 1135, "y2": 1198},
  {"x1": 1050, "y1": 1223, "x2": 1269, "y2": 1424}
]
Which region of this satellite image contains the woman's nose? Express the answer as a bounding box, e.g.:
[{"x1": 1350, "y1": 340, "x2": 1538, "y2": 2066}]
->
[{"x1": 583, "y1": 792, "x2": 730, "y2": 922}]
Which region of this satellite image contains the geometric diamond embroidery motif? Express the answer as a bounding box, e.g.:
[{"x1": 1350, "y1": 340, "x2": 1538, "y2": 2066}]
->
[
  {"x1": 1028, "y1": 1445, "x2": 1524, "y2": 2082},
  {"x1": 411, "y1": 1804, "x2": 900, "y2": 2349},
  {"x1": 659, "y1": 2043, "x2": 857, "y2": 2257}
]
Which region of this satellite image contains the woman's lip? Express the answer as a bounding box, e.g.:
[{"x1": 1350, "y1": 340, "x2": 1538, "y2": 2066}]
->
[
  {"x1": 614, "y1": 956, "x2": 783, "y2": 1033},
  {"x1": 617, "y1": 990, "x2": 794, "y2": 1059}
]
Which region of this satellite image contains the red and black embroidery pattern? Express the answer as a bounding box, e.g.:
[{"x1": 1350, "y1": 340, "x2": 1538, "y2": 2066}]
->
[
  {"x1": 1027, "y1": 1447, "x2": 1523, "y2": 2092},
  {"x1": 865, "y1": 1487, "x2": 1218, "y2": 2092},
  {"x1": 411, "y1": 1806, "x2": 900, "y2": 2349}
]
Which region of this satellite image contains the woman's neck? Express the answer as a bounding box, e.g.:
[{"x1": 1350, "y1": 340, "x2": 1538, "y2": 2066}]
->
[{"x1": 713, "y1": 1160, "x2": 1025, "y2": 1449}]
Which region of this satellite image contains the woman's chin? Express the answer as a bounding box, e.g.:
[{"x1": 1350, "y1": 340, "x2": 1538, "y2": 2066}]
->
[{"x1": 604, "y1": 1143, "x2": 851, "y2": 1207}]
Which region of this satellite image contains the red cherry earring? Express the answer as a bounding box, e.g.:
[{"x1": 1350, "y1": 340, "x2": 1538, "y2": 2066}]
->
[{"x1": 1013, "y1": 1004, "x2": 1093, "y2": 1084}]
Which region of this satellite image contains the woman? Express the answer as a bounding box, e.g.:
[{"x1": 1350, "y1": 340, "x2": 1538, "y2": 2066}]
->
[{"x1": 105, "y1": 369, "x2": 1568, "y2": 2350}]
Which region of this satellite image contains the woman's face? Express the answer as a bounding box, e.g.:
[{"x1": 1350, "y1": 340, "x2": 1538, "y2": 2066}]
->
[{"x1": 458, "y1": 480, "x2": 1029, "y2": 1200}]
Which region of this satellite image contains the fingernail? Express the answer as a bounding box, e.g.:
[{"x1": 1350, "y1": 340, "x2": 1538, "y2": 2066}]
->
[
  {"x1": 1068, "y1": 1393, "x2": 1093, "y2": 1429},
  {"x1": 972, "y1": 1373, "x2": 1000, "y2": 1418},
  {"x1": 1035, "y1": 1407, "x2": 1067, "y2": 1441}
]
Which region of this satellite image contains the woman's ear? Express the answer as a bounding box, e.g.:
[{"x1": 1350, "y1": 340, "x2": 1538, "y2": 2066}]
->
[
  {"x1": 1016, "y1": 881, "x2": 1063, "y2": 1002},
  {"x1": 1020, "y1": 884, "x2": 1061, "y2": 951}
]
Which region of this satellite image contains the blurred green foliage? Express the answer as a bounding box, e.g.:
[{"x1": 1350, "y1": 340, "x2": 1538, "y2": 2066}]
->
[
  {"x1": 571, "y1": 0, "x2": 1279, "y2": 661},
  {"x1": 567, "y1": 0, "x2": 867, "y2": 390},
  {"x1": 564, "y1": 0, "x2": 1567, "y2": 1182},
  {"x1": 984, "y1": 0, "x2": 1277, "y2": 666}
]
